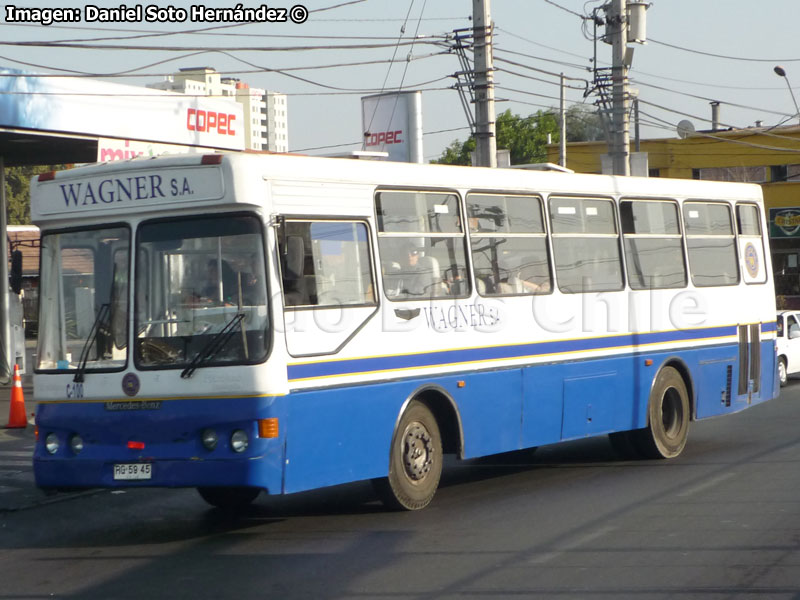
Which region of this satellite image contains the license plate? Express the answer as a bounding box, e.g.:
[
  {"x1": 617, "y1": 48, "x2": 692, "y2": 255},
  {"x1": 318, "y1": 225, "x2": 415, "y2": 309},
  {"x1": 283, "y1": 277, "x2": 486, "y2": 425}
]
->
[{"x1": 113, "y1": 463, "x2": 152, "y2": 481}]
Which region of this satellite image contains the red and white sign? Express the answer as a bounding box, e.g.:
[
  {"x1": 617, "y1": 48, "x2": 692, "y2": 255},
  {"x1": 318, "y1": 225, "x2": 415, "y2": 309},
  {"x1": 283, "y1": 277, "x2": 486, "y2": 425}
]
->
[
  {"x1": 0, "y1": 67, "x2": 244, "y2": 151},
  {"x1": 361, "y1": 91, "x2": 423, "y2": 163}
]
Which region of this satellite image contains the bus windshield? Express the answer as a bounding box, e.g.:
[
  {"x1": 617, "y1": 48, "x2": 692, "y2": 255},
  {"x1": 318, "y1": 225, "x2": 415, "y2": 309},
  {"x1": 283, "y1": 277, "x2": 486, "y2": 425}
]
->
[
  {"x1": 37, "y1": 226, "x2": 130, "y2": 372},
  {"x1": 134, "y1": 214, "x2": 269, "y2": 370}
]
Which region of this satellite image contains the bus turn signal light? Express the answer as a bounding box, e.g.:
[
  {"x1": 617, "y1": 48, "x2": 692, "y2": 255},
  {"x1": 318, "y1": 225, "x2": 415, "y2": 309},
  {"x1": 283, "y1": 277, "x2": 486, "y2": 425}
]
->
[{"x1": 258, "y1": 418, "x2": 279, "y2": 438}]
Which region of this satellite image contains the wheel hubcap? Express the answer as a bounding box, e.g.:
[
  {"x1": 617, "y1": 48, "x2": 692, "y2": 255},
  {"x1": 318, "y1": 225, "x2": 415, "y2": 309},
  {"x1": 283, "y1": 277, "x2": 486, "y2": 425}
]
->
[{"x1": 402, "y1": 421, "x2": 434, "y2": 481}]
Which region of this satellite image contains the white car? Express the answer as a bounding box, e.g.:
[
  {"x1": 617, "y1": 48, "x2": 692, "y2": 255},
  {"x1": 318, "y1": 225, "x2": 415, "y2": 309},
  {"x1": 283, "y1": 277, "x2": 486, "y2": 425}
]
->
[{"x1": 776, "y1": 310, "x2": 800, "y2": 386}]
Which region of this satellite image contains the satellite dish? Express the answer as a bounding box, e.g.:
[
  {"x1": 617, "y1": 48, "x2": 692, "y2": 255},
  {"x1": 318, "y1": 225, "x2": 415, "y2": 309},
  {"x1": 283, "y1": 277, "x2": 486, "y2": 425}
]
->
[{"x1": 677, "y1": 119, "x2": 695, "y2": 139}]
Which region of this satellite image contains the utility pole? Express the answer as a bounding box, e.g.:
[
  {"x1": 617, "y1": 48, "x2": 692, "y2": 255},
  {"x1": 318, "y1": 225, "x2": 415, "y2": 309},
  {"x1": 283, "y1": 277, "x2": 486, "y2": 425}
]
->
[
  {"x1": 608, "y1": 0, "x2": 630, "y2": 176},
  {"x1": 559, "y1": 73, "x2": 567, "y2": 167},
  {"x1": 0, "y1": 157, "x2": 9, "y2": 383},
  {"x1": 472, "y1": 0, "x2": 497, "y2": 167}
]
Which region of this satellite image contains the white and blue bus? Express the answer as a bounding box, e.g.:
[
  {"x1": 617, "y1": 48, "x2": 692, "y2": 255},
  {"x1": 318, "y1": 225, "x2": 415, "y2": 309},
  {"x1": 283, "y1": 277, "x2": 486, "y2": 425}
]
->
[{"x1": 31, "y1": 153, "x2": 778, "y2": 510}]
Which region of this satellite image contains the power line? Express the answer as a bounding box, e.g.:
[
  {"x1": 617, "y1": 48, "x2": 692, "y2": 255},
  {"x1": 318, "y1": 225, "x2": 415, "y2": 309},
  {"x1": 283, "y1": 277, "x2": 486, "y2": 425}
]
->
[
  {"x1": 0, "y1": 49, "x2": 449, "y2": 79},
  {"x1": 292, "y1": 125, "x2": 470, "y2": 154},
  {"x1": 631, "y1": 78, "x2": 789, "y2": 118},
  {"x1": 493, "y1": 60, "x2": 589, "y2": 89},
  {"x1": 636, "y1": 107, "x2": 800, "y2": 153},
  {"x1": 495, "y1": 26, "x2": 592, "y2": 62},
  {"x1": 631, "y1": 69, "x2": 791, "y2": 92},
  {"x1": 312, "y1": 0, "x2": 372, "y2": 13},
  {"x1": 494, "y1": 47, "x2": 592, "y2": 73},
  {"x1": 0, "y1": 20, "x2": 464, "y2": 35},
  {"x1": 649, "y1": 38, "x2": 800, "y2": 63},
  {"x1": 0, "y1": 38, "x2": 449, "y2": 52},
  {"x1": 542, "y1": 0, "x2": 587, "y2": 20}
]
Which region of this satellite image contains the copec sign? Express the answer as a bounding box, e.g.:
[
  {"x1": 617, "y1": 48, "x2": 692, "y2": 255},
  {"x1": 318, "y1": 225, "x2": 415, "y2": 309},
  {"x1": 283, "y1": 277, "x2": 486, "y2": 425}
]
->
[
  {"x1": 186, "y1": 108, "x2": 237, "y2": 136},
  {"x1": 0, "y1": 67, "x2": 244, "y2": 151}
]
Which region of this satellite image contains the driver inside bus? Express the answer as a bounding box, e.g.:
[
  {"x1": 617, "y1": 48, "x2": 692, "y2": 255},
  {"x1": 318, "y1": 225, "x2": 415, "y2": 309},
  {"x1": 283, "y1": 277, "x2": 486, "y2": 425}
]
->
[{"x1": 185, "y1": 259, "x2": 238, "y2": 306}]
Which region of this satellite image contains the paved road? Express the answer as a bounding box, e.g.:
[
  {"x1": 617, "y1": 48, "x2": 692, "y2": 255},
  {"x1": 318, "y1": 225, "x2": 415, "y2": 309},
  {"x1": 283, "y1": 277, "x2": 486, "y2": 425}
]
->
[{"x1": 1, "y1": 382, "x2": 800, "y2": 598}]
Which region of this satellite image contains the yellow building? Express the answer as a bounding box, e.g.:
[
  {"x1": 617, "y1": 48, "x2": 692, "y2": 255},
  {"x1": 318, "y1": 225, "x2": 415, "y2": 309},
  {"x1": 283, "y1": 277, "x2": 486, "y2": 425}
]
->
[{"x1": 546, "y1": 126, "x2": 800, "y2": 306}]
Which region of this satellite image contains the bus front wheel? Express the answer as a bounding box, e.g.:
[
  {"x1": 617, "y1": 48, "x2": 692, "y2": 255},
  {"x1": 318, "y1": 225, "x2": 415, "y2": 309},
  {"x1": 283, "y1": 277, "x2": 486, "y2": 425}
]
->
[
  {"x1": 197, "y1": 486, "x2": 261, "y2": 509},
  {"x1": 373, "y1": 400, "x2": 443, "y2": 511},
  {"x1": 634, "y1": 366, "x2": 690, "y2": 459}
]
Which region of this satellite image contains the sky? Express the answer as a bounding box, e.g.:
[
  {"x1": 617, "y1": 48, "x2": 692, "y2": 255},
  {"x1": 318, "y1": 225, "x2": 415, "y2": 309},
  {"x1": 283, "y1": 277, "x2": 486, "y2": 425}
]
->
[{"x1": 1, "y1": 0, "x2": 799, "y2": 162}]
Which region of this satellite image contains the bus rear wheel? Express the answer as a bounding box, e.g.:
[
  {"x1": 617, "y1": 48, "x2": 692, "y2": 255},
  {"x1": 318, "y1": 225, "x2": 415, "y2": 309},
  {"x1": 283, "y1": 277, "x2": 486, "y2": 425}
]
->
[
  {"x1": 373, "y1": 400, "x2": 442, "y2": 511},
  {"x1": 197, "y1": 486, "x2": 261, "y2": 509},
  {"x1": 634, "y1": 366, "x2": 690, "y2": 459}
]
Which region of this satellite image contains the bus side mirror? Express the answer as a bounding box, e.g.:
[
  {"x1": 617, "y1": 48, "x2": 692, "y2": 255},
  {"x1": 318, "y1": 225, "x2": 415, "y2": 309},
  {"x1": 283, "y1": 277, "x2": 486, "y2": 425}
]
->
[{"x1": 9, "y1": 250, "x2": 22, "y2": 294}]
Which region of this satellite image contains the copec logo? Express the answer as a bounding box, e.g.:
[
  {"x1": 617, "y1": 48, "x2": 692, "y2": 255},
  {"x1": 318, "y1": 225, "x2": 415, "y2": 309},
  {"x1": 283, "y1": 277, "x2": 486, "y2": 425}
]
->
[
  {"x1": 365, "y1": 129, "x2": 403, "y2": 147},
  {"x1": 186, "y1": 109, "x2": 236, "y2": 136}
]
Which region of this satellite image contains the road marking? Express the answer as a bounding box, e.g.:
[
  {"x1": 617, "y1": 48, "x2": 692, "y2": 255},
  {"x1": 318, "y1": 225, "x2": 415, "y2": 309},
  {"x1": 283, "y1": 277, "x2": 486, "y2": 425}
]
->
[
  {"x1": 529, "y1": 525, "x2": 616, "y2": 565},
  {"x1": 0, "y1": 451, "x2": 32, "y2": 458},
  {"x1": 677, "y1": 473, "x2": 736, "y2": 498},
  {"x1": 0, "y1": 461, "x2": 32, "y2": 468}
]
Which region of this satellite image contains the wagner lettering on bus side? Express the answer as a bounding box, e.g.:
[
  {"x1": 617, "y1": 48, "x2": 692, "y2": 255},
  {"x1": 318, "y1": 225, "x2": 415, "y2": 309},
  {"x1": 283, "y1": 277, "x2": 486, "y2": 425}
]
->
[
  {"x1": 421, "y1": 303, "x2": 500, "y2": 333},
  {"x1": 58, "y1": 175, "x2": 197, "y2": 207}
]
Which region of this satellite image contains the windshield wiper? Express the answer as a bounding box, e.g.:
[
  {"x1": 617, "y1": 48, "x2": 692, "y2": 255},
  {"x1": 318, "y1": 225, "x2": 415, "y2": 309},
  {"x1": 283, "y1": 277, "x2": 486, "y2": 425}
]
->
[
  {"x1": 73, "y1": 303, "x2": 111, "y2": 383},
  {"x1": 180, "y1": 312, "x2": 246, "y2": 379}
]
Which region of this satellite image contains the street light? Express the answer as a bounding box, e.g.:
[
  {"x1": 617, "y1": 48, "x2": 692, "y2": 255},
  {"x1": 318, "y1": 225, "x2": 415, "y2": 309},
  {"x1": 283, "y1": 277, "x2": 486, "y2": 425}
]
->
[{"x1": 774, "y1": 65, "x2": 800, "y2": 125}]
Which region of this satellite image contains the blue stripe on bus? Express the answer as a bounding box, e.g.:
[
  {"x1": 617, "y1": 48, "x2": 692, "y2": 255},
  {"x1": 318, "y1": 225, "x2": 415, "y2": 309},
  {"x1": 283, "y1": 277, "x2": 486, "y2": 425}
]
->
[{"x1": 287, "y1": 324, "x2": 740, "y2": 381}]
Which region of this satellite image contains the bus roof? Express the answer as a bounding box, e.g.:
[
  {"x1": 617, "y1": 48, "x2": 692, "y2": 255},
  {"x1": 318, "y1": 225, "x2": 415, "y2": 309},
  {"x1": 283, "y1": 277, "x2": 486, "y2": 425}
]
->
[{"x1": 30, "y1": 152, "x2": 764, "y2": 226}]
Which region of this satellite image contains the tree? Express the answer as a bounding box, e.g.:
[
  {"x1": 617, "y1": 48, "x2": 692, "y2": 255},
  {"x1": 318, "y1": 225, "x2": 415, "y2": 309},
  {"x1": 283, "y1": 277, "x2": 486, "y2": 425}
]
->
[
  {"x1": 432, "y1": 137, "x2": 476, "y2": 166},
  {"x1": 3, "y1": 165, "x2": 62, "y2": 225},
  {"x1": 431, "y1": 105, "x2": 605, "y2": 165},
  {"x1": 565, "y1": 104, "x2": 605, "y2": 143}
]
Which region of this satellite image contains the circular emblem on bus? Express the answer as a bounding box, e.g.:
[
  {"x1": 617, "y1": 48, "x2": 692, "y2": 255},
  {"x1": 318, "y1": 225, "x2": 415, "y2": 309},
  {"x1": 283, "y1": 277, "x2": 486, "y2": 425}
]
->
[
  {"x1": 744, "y1": 243, "x2": 759, "y2": 278},
  {"x1": 122, "y1": 373, "x2": 140, "y2": 397}
]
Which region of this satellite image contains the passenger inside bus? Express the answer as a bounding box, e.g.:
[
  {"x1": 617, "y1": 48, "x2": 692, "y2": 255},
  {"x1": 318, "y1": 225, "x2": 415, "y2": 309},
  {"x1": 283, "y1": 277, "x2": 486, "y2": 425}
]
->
[{"x1": 385, "y1": 243, "x2": 447, "y2": 298}]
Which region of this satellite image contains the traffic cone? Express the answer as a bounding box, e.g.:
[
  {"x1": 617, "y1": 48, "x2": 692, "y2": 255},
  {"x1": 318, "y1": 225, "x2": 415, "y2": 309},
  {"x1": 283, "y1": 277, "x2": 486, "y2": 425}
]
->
[{"x1": 5, "y1": 364, "x2": 27, "y2": 429}]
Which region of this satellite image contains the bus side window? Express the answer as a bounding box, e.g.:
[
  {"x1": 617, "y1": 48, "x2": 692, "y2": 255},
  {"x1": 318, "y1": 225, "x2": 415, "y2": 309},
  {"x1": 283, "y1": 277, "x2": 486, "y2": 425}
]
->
[
  {"x1": 375, "y1": 190, "x2": 469, "y2": 301},
  {"x1": 550, "y1": 197, "x2": 623, "y2": 293},
  {"x1": 621, "y1": 199, "x2": 687, "y2": 290},
  {"x1": 280, "y1": 220, "x2": 376, "y2": 308},
  {"x1": 683, "y1": 201, "x2": 739, "y2": 287},
  {"x1": 467, "y1": 192, "x2": 552, "y2": 297}
]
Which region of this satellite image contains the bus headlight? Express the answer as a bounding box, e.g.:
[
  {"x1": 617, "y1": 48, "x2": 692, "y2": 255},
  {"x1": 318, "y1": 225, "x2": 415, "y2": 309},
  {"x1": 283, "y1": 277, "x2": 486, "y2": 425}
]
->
[
  {"x1": 201, "y1": 428, "x2": 218, "y2": 451},
  {"x1": 69, "y1": 434, "x2": 84, "y2": 455},
  {"x1": 45, "y1": 433, "x2": 59, "y2": 455},
  {"x1": 230, "y1": 429, "x2": 249, "y2": 453}
]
